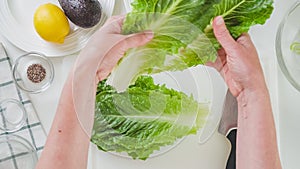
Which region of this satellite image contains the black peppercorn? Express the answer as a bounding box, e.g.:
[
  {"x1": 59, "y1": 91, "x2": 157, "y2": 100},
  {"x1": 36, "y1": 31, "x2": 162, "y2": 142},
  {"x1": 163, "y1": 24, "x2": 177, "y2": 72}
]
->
[{"x1": 27, "y1": 64, "x2": 46, "y2": 83}]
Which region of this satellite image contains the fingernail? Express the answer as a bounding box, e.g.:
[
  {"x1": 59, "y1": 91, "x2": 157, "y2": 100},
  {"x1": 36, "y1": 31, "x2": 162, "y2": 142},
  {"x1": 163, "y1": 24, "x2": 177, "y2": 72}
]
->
[
  {"x1": 144, "y1": 30, "x2": 154, "y2": 40},
  {"x1": 215, "y1": 16, "x2": 224, "y2": 26}
]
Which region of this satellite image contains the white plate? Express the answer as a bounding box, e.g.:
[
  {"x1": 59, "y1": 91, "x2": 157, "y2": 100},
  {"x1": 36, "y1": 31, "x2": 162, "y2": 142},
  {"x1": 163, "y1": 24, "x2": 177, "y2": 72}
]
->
[{"x1": 0, "y1": 0, "x2": 115, "y2": 57}]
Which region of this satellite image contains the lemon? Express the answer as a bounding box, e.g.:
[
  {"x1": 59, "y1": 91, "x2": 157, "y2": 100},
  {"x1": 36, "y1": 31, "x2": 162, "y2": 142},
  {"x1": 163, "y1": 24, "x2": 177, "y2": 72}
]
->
[{"x1": 33, "y1": 3, "x2": 70, "y2": 44}]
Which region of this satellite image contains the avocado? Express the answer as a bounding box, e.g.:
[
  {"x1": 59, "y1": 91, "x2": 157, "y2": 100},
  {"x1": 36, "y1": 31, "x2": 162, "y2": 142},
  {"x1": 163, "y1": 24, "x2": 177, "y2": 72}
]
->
[{"x1": 58, "y1": 0, "x2": 102, "y2": 28}]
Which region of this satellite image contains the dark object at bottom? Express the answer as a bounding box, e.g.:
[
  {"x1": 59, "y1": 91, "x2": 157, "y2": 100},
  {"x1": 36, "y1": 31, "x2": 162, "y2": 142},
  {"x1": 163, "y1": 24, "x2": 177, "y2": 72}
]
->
[{"x1": 226, "y1": 129, "x2": 237, "y2": 169}]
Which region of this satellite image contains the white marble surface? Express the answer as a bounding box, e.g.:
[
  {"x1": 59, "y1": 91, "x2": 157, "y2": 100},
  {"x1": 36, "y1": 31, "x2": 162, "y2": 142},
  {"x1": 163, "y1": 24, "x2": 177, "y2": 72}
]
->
[{"x1": 0, "y1": 0, "x2": 299, "y2": 168}]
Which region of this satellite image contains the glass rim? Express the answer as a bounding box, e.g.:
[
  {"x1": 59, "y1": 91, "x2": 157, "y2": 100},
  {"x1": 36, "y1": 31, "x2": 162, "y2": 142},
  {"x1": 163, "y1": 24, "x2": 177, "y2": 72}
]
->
[
  {"x1": 12, "y1": 52, "x2": 55, "y2": 94},
  {"x1": 276, "y1": 1, "x2": 300, "y2": 92},
  {"x1": 0, "y1": 98, "x2": 27, "y2": 133},
  {"x1": 0, "y1": 134, "x2": 38, "y2": 166}
]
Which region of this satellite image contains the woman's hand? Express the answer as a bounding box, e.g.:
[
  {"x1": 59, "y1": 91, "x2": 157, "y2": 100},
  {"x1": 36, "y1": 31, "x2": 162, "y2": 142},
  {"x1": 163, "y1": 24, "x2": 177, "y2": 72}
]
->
[
  {"x1": 71, "y1": 15, "x2": 153, "y2": 137},
  {"x1": 75, "y1": 15, "x2": 153, "y2": 83},
  {"x1": 208, "y1": 16, "x2": 282, "y2": 169},
  {"x1": 207, "y1": 16, "x2": 266, "y2": 97}
]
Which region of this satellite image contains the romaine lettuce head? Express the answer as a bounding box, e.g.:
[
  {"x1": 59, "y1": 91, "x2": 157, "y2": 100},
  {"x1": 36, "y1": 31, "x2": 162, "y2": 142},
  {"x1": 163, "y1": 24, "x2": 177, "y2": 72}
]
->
[
  {"x1": 93, "y1": 0, "x2": 274, "y2": 160},
  {"x1": 107, "y1": 0, "x2": 273, "y2": 91},
  {"x1": 92, "y1": 76, "x2": 209, "y2": 160}
]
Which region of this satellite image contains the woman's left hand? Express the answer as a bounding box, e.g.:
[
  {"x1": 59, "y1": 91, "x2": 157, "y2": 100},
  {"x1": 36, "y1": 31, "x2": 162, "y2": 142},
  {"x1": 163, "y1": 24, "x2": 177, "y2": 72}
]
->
[
  {"x1": 71, "y1": 15, "x2": 153, "y2": 137},
  {"x1": 75, "y1": 15, "x2": 153, "y2": 83}
]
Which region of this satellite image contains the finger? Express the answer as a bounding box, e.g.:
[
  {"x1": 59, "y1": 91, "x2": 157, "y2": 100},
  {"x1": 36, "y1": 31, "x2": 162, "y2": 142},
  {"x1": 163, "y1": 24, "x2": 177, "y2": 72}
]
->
[
  {"x1": 213, "y1": 16, "x2": 239, "y2": 54},
  {"x1": 120, "y1": 30, "x2": 154, "y2": 51},
  {"x1": 100, "y1": 15, "x2": 126, "y2": 34},
  {"x1": 236, "y1": 33, "x2": 255, "y2": 50},
  {"x1": 104, "y1": 15, "x2": 126, "y2": 26},
  {"x1": 96, "y1": 47, "x2": 124, "y2": 81},
  {"x1": 103, "y1": 30, "x2": 153, "y2": 68},
  {"x1": 206, "y1": 60, "x2": 221, "y2": 71},
  {"x1": 96, "y1": 31, "x2": 154, "y2": 81},
  {"x1": 217, "y1": 48, "x2": 227, "y2": 64},
  {"x1": 206, "y1": 55, "x2": 224, "y2": 72}
]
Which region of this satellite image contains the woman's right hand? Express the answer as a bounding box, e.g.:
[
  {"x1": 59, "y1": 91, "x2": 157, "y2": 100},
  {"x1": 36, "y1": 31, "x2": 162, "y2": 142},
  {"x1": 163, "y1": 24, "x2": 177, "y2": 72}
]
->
[
  {"x1": 207, "y1": 16, "x2": 267, "y2": 97},
  {"x1": 208, "y1": 16, "x2": 282, "y2": 169}
]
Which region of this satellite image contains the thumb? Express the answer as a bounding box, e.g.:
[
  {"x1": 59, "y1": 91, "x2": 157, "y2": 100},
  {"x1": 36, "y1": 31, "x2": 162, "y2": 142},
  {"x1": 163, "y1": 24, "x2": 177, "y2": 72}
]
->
[
  {"x1": 121, "y1": 30, "x2": 154, "y2": 51},
  {"x1": 213, "y1": 16, "x2": 238, "y2": 54}
]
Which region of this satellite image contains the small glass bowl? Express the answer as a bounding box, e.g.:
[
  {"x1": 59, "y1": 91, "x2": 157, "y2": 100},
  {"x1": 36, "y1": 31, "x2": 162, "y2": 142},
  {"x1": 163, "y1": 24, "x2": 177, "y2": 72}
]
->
[
  {"x1": 12, "y1": 52, "x2": 54, "y2": 94},
  {"x1": 0, "y1": 134, "x2": 37, "y2": 169},
  {"x1": 276, "y1": 1, "x2": 300, "y2": 91},
  {"x1": 0, "y1": 99, "x2": 27, "y2": 133}
]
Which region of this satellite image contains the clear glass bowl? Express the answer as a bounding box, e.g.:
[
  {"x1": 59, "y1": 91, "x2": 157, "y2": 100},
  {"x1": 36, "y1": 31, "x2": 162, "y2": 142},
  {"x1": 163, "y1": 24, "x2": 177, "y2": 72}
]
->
[
  {"x1": 12, "y1": 52, "x2": 54, "y2": 94},
  {"x1": 0, "y1": 99, "x2": 27, "y2": 133},
  {"x1": 276, "y1": 1, "x2": 300, "y2": 91},
  {"x1": 0, "y1": 134, "x2": 37, "y2": 169}
]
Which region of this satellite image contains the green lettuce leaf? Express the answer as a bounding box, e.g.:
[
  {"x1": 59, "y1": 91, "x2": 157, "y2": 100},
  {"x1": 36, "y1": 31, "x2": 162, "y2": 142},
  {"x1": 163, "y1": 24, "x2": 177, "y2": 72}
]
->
[
  {"x1": 291, "y1": 42, "x2": 300, "y2": 55},
  {"x1": 203, "y1": 0, "x2": 274, "y2": 48},
  {"x1": 92, "y1": 76, "x2": 209, "y2": 160},
  {"x1": 107, "y1": 0, "x2": 273, "y2": 91},
  {"x1": 93, "y1": 0, "x2": 274, "y2": 160}
]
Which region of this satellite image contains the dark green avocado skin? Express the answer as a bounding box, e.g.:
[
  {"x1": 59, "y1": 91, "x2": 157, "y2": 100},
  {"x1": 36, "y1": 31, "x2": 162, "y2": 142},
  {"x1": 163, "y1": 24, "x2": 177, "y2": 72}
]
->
[{"x1": 59, "y1": 0, "x2": 102, "y2": 28}]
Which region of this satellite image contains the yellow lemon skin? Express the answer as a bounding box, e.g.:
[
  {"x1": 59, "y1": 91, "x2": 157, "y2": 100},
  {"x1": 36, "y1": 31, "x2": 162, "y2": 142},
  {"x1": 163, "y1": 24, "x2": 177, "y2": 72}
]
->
[{"x1": 33, "y1": 3, "x2": 70, "y2": 44}]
